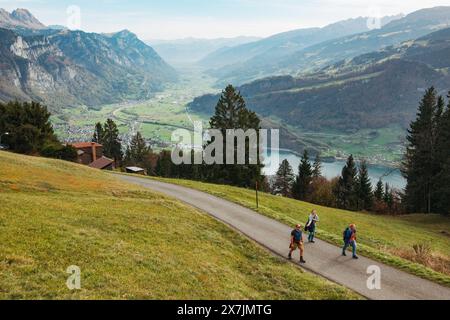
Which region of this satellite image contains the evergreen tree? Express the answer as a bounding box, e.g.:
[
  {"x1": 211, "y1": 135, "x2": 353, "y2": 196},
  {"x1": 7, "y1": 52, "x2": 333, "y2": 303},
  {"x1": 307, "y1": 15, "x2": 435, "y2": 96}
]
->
[
  {"x1": 0, "y1": 101, "x2": 57, "y2": 154},
  {"x1": 125, "y1": 132, "x2": 151, "y2": 165},
  {"x1": 273, "y1": 159, "x2": 295, "y2": 197},
  {"x1": 374, "y1": 179, "x2": 384, "y2": 202},
  {"x1": 403, "y1": 87, "x2": 441, "y2": 213},
  {"x1": 384, "y1": 183, "x2": 394, "y2": 208},
  {"x1": 92, "y1": 122, "x2": 104, "y2": 144},
  {"x1": 208, "y1": 85, "x2": 263, "y2": 187},
  {"x1": 293, "y1": 150, "x2": 313, "y2": 201},
  {"x1": 129, "y1": 132, "x2": 151, "y2": 163},
  {"x1": 312, "y1": 153, "x2": 322, "y2": 178},
  {"x1": 102, "y1": 119, "x2": 123, "y2": 163},
  {"x1": 357, "y1": 160, "x2": 373, "y2": 210},
  {"x1": 156, "y1": 150, "x2": 173, "y2": 177},
  {"x1": 334, "y1": 155, "x2": 358, "y2": 210},
  {"x1": 434, "y1": 93, "x2": 450, "y2": 214}
]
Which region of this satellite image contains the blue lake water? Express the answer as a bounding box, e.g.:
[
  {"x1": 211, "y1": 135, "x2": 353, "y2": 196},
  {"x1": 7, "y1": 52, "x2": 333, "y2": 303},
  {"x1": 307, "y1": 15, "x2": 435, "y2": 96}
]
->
[{"x1": 263, "y1": 150, "x2": 406, "y2": 190}]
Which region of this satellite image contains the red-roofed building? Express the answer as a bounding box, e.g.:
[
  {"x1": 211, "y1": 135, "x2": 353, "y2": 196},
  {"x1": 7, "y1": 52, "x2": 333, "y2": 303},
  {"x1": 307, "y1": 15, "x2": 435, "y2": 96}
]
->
[
  {"x1": 70, "y1": 142, "x2": 104, "y2": 166},
  {"x1": 89, "y1": 156, "x2": 115, "y2": 170}
]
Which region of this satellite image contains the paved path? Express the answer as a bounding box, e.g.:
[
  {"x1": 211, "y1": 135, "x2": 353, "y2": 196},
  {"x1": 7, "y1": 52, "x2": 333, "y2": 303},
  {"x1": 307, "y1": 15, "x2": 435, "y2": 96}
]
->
[{"x1": 118, "y1": 175, "x2": 450, "y2": 300}]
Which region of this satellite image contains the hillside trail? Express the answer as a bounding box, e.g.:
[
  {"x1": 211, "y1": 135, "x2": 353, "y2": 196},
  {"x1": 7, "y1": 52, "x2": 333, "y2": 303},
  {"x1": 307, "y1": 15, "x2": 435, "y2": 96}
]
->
[{"x1": 118, "y1": 175, "x2": 450, "y2": 300}]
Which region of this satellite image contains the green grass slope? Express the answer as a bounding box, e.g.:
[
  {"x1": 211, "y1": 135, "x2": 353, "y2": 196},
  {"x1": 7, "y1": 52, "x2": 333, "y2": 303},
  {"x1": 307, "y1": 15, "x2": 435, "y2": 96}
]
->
[
  {"x1": 0, "y1": 151, "x2": 359, "y2": 300},
  {"x1": 152, "y1": 178, "x2": 450, "y2": 287}
]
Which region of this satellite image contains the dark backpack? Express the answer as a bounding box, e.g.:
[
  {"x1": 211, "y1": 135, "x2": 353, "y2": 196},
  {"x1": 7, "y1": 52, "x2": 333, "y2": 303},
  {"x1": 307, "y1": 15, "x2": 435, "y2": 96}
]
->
[{"x1": 343, "y1": 228, "x2": 352, "y2": 242}]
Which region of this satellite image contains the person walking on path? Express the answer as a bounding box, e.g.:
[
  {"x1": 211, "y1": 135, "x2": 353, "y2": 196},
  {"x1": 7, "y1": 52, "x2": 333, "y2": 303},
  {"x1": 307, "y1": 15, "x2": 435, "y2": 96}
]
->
[
  {"x1": 289, "y1": 224, "x2": 306, "y2": 263},
  {"x1": 306, "y1": 209, "x2": 320, "y2": 243},
  {"x1": 342, "y1": 224, "x2": 359, "y2": 259}
]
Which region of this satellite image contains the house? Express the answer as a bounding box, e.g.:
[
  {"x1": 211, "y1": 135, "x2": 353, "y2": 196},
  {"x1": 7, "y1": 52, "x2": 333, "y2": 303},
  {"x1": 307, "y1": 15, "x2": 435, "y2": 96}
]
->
[
  {"x1": 71, "y1": 142, "x2": 103, "y2": 166},
  {"x1": 70, "y1": 142, "x2": 114, "y2": 170},
  {"x1": 89, "y1": 156, "x2": 115, "y2": 171},
  {"x1": 126, "y1": 166, "x2": 146, "y2": 175}
]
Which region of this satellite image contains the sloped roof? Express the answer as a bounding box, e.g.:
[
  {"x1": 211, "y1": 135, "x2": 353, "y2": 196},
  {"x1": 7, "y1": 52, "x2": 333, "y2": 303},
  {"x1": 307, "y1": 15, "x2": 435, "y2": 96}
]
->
[
  {"x1": 71, "y1": 142, "x2": 102, "y2": 149},
  {"x1": 126, "y1": 166, "x2": 145, "y2": 172},
  {"x1": 89, "y1": 156, "x2": 114, "y2": 169}
]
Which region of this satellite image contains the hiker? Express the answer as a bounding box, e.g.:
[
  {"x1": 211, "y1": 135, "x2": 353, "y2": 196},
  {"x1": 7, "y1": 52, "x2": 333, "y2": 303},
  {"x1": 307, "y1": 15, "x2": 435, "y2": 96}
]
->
[
  {"x1": 289, "y1": 224, "x2": 306, "y2": 263},
  {"x1": 306, "y1": 209, "x2": 320, "y2": 243},
  {"x1": 342, "y1": 224, "x2": 358, "y2": 259}
]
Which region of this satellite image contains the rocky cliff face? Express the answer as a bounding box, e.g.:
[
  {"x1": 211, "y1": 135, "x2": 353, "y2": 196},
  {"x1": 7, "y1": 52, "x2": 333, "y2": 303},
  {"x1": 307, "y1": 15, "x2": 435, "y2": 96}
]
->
[
  {"x1": 0, "y1": 9, "x2": 177, "y2": 109},
  {"x1": 0, "y1": 28, "x2": 177, "y2": 108},
  {"x1": 0, "y1": 8, "x2": 46, "y2": 30}
]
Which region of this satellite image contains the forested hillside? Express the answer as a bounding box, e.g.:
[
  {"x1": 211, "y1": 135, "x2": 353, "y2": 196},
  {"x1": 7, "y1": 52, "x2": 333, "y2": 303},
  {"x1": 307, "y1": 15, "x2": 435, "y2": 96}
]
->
[{"x1": 190, "y1": 27, "x2": 450, "y2": 132}]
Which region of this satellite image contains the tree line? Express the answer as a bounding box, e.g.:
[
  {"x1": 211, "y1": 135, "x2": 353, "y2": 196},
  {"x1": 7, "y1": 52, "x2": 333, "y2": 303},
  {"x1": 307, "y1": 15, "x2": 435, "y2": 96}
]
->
[
  {"x1": 402, "y1": 87, "x2": 450, "y2": 215},
  {"x1": 0, "y1": 101, "x2": 77, "y2": 161},
  {"x1": 271, "y1": 87, "x2": 450, "y2": 215},
  {"x1": 271, "y1": 151, "x2": 402, "y2": 214}
]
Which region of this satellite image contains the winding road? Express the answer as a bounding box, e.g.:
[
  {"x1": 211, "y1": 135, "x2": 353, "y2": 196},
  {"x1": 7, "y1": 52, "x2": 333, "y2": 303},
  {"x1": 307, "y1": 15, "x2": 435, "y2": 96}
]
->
[{"x1": 118, "y1": 175, "x2": 450, "y2": 300}]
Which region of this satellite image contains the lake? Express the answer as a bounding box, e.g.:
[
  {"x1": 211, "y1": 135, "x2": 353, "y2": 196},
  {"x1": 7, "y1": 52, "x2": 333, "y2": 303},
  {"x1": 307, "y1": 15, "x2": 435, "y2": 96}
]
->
[{"x1": 263, "y1": 150, "x2": 406, "y2": 190}]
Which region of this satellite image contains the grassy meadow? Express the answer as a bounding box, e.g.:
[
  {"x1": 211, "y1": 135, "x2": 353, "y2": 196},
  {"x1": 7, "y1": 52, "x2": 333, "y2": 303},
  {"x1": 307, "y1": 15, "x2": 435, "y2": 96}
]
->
[
  {"x1": 0, "y1": 151, "x2": 359, "y2": 300},
  {"x1": 152, "y1": 178, "x2": 450, "y2": 287}
]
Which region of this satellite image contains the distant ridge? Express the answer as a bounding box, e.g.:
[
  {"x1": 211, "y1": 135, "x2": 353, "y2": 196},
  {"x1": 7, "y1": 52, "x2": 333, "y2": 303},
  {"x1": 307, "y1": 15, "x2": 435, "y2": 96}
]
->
[
  {"x1": 148, "y1": 36, "x2": 261, "y2": 66},
  {"x1": 205, "y1": 7, "x2": 450, "y2": 85},
  {"x1": 199, "y1": 14, "x2": 403, "y2": 73},
  {"x1": 189, "y1": 26, "x2": 450, "y2": 153},
  {"x1": 0, "y1": 8, "x2": 46, "y2": 30}
]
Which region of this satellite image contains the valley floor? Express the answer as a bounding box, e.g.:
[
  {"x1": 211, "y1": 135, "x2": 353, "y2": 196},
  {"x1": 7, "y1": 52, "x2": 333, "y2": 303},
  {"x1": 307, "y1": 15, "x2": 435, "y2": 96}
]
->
[
  {"x1": 51, "y1": 66, "x2": 406, "y2": 166},
  {"x1": 51, "y1": 66, "x2": 214, "y2": 148}
]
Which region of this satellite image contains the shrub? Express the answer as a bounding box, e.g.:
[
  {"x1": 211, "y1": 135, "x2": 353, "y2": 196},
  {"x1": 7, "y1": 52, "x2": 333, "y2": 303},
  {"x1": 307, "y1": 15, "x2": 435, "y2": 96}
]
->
[
  {"x1": 41, "y1": 144, "x2": 78, "y2": 162},
  {"x1": 413, "y1": 243, "x2": 432, "y2": 263},
  {"x1": 309, "y1": 177, "x2": 338, "y2": 207}
]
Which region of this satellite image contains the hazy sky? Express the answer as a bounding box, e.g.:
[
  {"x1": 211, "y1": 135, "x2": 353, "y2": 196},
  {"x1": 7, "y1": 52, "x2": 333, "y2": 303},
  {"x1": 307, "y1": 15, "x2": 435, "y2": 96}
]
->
[{"x1": 1, "y1": 0, "x2": 450, "y2": 39}]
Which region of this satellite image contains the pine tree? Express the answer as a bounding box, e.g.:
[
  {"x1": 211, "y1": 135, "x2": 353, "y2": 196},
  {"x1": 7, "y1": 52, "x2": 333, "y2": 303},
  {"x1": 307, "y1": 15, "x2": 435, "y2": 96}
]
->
[
  {"x1": 334, "y1": 155, "x2": 358, "y2": 210},
  {"x1": 156, "y1": 150, "x2": 173, "y2": 178},
  {"x1": 434, "y1": 93, "x2": 450, "y2": 214},
  {"x1": 357, "y1": 160, "x2": 373, "y2": 210},
  {"x1": 374, "y1": 179, "x2": 384, "y2": 202},
  {"x1": 384, "y1": 183, "x2": 394, "y2": 207},
  {"x1": 92, "y1": 122, "x2": 104, "y2": 144},
  {"x1": 403, "y1": 87, "x2": 440, "y2": 213},
  {"x1": 125, "y1": 132, "x2": 151, "y2": 166},
  {"x1": 293, "y1": 150, "x2": 313, "y2": 201},
  {"x1": 208, "y1": 85, "x2": 263, "y2": 187},
  {"x1": 0, "y1": 101, "x2": 57, "y2": 154},
  {"x1": 273, "y1": 159, "x2": 295, "y2": 197},
  {"x1": 312, "y1": 153, "x2": 322, "y2": 178},
  {"x1": 102, "y1": 119, "x2": 123, "y2": 163}
]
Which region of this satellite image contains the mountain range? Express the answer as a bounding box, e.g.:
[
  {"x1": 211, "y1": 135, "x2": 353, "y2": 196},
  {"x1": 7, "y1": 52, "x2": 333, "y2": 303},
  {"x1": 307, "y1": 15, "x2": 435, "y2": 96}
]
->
[
  {"x1": 0, "y1": 9, "x2": 177, "y2": 109},
  {"x1": 204, "y1": 7, "x2": 450, "y2": 86},
  {"x1": 189, "y1": 25, "x2": 450, "y2": 151},
  {"x1": 0, "y1": 8, "x2": 46, "y2": 30},
  {"x1": 148, "y1": 36, "x2": 261, "y2": 66},
  {"x1": 199, "y1": 14, "x2": 403, "y2": 84}
]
